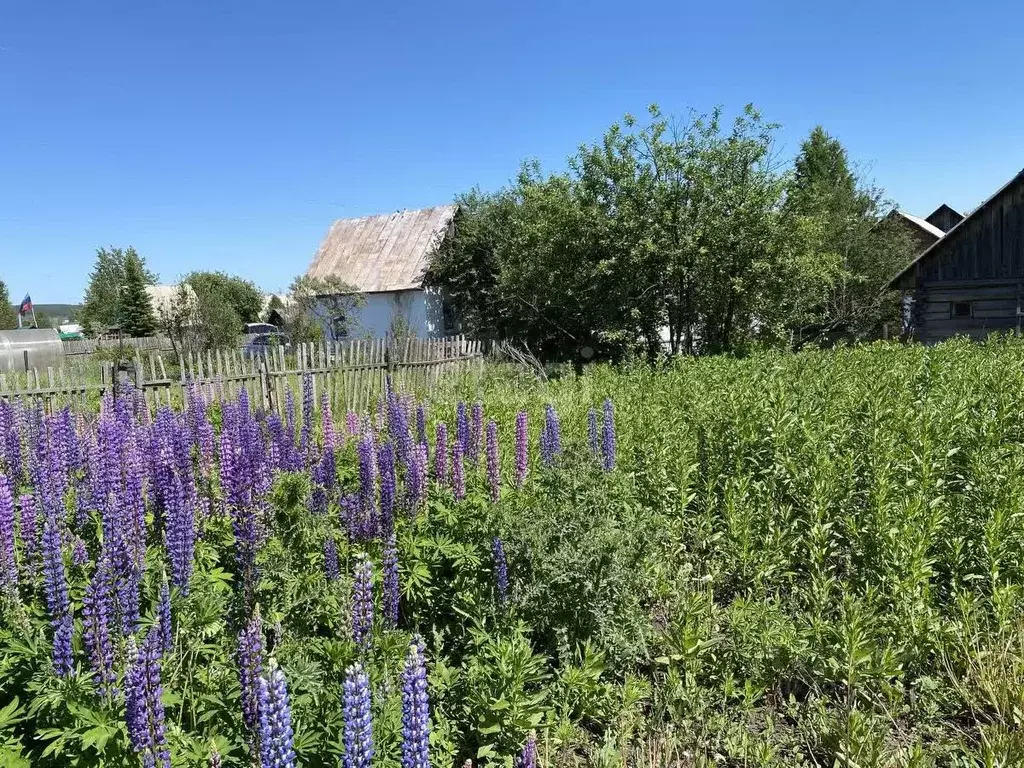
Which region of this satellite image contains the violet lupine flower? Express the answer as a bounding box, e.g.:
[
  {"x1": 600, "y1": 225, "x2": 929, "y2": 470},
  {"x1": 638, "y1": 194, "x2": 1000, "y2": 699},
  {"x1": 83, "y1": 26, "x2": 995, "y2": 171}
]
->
[
  {"x1": 382, "y1": 532, "x2": 399, "y2": 628},
  {"x1": 486, "y1": 421, "x2": 500, "y2": 503},
  {"x1": 232, "y1": 502, "x2": 262, "y2": 607},
  {"x1": 341, "y1": 493, "x2": 371, "y2": 543},
  {"x1": 284, "y1": 389, "x2": 296, "y2": 447},
  {"x1": 0, "y1": 475, "x2": 16, "y2": 592},
  {"x1": 587, "y1": 408, "x2": 599, "y2": 458},
  {"x1": 455, "y1": 402, "x2": 469, "y2": 454},
  {"x1": 324, "y1": 536, "x2": 340, "y2": 582},
  {"x1": 72, "y1": 536, "x2": 89, "y2": 567},
  {"x1": 601, "y1": 398, "x2": 616, "y2": 471},
  {"x1": 299, "y1": 373, "x2": 314, "y2": 461},
  {"x1": 42, "y1": 518, "x2": 73, "y2": 677},
  {"x1": 401, "y1": 642, "x2": 431, "y2": 768},
  {"x1": 346, "y1": 411, "x2": 360, "y2": 436},
  {"x1": 83, "y1": 552, "x2": 116, "y2": 698},
  {"x1": 415, "y1": 404, "x2": 427, "y2": 448},
  {"x1": 388, "y1": 391, "x2": 412, "y2": 470},
  {"x1": 451, "y1": 441, "x2": 466, "y2": 502},
  {"x1": 258, "y1": 661, "x2": 297, "y2": 768},
  {"x1": 433, "y1": 423, "x2": 448, "y2": 484},
  {"x1": 492, "y1": 537, "x2": 509, "y2": 608},
  {"x1": 208, "y1": 744, "x2": 222, "y2": 768},
  {"x1": 352, "y1": 554, "x2": 374, "y2": 652},
  {"x1": 237, "y1": 605, "x2": 266, "y2": 744},
  {"x1": 343, "y1": 664, "x2": 375, "y2": 768},
  {"x1": 0, "y1": 402, "x2": 22, "y2": 481},
  {"x1": 469, "y1": 402, "x2": 484, "y2": 465},
  {"x1": 164, "y1": 470, "x2": 196, "y2": 595},
  {"x1": 405, "y1": 443, "x2": 427, "y2": 513},
  {"x1": 321, "y1": 390, "x2": 336, "y2": 451},
  {"x1": 158, "y1": 577, "x2": 173, "y2": 654},
  {"x1": 378, "y1": 442, "x2": 397, "y2": 536},
  {"x1": 124, "y1": 628, "x2": 171, "y2": 768},
  {"x1": 514, "y1": 411, "x2": 528, "y2": 489},
  {"x1": 18, "y1": 494, "x2": 37, "y2": 565},
  {"x1": 540, "y1": 405, "x2": 561, "y2": 467},
  {"x1": 518, "y1": 732, "x2": 538, "y2": 768},
  {"x1": 311, "y1": 447, "x2": 337, "y2": 515},
  {"x1": 357, "y1": 434, "x2": 378, "y2": 535}
]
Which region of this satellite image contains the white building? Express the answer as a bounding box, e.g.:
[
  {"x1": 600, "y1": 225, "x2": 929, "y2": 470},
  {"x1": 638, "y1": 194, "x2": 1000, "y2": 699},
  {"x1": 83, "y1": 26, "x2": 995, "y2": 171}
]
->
[{"x1": 305, "y1": 205, "x2": 459, "y2": 339}]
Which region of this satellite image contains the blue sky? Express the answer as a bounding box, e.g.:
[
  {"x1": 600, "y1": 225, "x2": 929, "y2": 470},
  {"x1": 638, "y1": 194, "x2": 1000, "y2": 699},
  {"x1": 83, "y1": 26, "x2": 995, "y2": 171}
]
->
[{"x1": 1, "y1": 1, "x2": 1021, "y2": 303}]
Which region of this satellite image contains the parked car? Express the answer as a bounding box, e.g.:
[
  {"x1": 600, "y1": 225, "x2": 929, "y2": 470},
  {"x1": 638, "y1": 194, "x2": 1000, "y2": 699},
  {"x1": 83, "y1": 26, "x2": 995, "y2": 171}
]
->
[
  {"x1": 244, "y1": 322, "x2": 279, "y2": 335},
  {"x1": 242, "y1": 332, "x2": 291, "y2": 358}
]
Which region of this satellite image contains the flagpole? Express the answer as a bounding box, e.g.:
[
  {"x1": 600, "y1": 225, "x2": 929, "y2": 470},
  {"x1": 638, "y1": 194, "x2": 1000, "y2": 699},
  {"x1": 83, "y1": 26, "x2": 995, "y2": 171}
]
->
[
  {"x1": 31, "y1": 305, "x2": 37, "y2": 328},
  {"x1": 17, "y1": 313, "x2": 21, "y2": 329}
]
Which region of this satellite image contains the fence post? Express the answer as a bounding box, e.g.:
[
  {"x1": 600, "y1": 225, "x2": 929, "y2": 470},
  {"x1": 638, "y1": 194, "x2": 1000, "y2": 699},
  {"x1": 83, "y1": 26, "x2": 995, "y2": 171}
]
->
[{"x1": 261, "y1": 355, "x2": 273, "y2": 414}]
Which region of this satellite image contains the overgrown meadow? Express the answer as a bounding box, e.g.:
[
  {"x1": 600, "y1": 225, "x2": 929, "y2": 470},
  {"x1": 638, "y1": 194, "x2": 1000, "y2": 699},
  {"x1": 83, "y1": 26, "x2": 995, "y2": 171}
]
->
[{"x1": 3, "y1": 338, "x2": 1024, "y2": 767}]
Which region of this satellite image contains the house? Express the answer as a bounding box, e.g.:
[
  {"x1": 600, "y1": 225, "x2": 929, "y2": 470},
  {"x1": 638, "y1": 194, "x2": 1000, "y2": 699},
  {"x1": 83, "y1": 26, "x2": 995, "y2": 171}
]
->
[
  {"x1": 889, "y1": 209, "x2": 950, "y2": 252},
  {"x1": 890, "y1": 168, "x2": 1024, "y2": 343},
  {"x1": 305, "y1": 205, "x2": 460, "y2": 339},
  {"x1": 145, "y1": 284, "x2": 199, "y2": 328}
]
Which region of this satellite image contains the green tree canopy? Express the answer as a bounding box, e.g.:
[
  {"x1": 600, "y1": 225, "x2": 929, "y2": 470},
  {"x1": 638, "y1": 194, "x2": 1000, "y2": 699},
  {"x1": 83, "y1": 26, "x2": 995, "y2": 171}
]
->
[
  {"x1": 784, "y1": 126, "x2": 916, "y2": 342},
  {"x1": 0, "y1": 280, "x2": 17, "y2": 330},
  {"x1": 117, "y1": 250, "x2": 158, "y2": 337},
  {"x1": 80, "y1": 247, "x2": 158, "y2": 335}
]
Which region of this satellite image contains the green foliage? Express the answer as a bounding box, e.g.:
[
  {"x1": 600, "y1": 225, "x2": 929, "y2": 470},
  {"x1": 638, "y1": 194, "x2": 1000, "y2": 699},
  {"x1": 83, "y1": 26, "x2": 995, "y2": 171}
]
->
[
  {"x1": 0, "y1": 279, "x2": 17, "y2": 330},
  {"x1": 431, "y1": 106, "x2": 918, "y2": 361},
  {"x1": 286, "y1": 273, "x2": 365, "y2": 343},
  {"x1": 80, "y1": 247, "x2": 158, "y2": 336},
  {"x1": 7, "y1": 339, "x2": 1024, "y2": 766},
  {"x1": 116, "y1": 249, "x2": 158, "y2": 337}
]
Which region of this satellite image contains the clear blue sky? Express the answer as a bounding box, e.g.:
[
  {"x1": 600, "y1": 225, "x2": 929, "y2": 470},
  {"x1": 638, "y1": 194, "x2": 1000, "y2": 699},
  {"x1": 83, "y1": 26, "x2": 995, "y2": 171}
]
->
[{"x1": 1, "y1": 1, "x2": 1021, "y2": 304}]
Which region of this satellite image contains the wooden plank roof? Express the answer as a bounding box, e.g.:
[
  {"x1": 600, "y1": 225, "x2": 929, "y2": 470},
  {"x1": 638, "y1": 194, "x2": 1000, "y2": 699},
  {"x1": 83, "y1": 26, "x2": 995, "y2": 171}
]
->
[
  {"x1": 306, "y1": 205, "x2": 458, "y2": 293},
  {"x1": 889, "y1": 168, "x2": 1024, "y2": 288}
]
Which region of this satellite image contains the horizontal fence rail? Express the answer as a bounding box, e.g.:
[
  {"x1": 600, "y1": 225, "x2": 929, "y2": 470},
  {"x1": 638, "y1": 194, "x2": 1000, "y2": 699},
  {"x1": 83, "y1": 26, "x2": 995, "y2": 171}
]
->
[{"x1": 2, "y1": 335, "x2": 488, "y2": 416}]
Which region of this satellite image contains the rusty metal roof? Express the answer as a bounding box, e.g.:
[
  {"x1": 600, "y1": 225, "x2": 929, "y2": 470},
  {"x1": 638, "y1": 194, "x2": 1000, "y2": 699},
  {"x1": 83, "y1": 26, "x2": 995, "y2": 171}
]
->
[{"x1": 306, "y1": 205, "x2": 458, "y2": 293}]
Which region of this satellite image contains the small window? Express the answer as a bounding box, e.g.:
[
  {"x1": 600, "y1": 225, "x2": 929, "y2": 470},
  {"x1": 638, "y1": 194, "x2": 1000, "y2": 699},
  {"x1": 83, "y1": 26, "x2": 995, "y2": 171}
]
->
[{"x1": 952, "y1": 301, "x2": 972, "y2": 318}]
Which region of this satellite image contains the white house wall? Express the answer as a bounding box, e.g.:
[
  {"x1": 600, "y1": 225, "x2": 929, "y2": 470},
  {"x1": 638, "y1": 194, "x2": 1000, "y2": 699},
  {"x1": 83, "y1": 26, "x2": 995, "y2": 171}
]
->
[{"x1": 318, "y1": 288, "x2": 453, "y2": 340}]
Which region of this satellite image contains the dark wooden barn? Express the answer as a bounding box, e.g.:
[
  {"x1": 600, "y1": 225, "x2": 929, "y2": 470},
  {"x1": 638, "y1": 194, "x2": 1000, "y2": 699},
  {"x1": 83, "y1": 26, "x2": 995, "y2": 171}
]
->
[{"x1": 891, "y1": 169, "x2": 1024, "y2": 343}]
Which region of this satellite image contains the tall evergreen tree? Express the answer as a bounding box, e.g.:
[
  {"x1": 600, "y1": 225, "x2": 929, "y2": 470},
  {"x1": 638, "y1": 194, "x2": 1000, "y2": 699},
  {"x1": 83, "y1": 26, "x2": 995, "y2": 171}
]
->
[
  {"x1": 0, "y1": 280, "x2": 17, "y2": 330},
  {"x1": 80, "y1": 247, "x2": 158, "y2": 335},
  {"x1": 117, "y1": 251, "x2": 157, "y2": 337}
]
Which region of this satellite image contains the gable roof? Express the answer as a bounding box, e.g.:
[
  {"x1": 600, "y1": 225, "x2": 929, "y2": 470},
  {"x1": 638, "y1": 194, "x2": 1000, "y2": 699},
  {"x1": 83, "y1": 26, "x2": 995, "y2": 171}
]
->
[
  {"x1": 306, "y1": 205, "x2": 458, "y2": 293},
  {"x1": 890, "y1": 168, "x2": 1024, "y2": 288},
  {"x1": 893, "y1": 210, "x2": 946, "y2": 240}
]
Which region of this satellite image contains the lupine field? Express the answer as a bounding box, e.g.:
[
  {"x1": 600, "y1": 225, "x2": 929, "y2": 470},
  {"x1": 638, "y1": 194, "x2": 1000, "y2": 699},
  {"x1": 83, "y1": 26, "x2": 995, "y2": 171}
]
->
[{"x1": 2, "y1": 338, "x2": 1024, "y2": 767}]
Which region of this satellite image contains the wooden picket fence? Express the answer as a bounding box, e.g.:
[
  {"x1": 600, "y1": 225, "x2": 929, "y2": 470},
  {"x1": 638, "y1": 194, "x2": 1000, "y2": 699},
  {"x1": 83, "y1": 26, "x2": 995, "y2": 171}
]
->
[
  {"x1": 0, "y1": 336, "x2": 488, "y2": 416},
  {"x1": 62, "y1": 336, "x2": 176, "y2": 356}
]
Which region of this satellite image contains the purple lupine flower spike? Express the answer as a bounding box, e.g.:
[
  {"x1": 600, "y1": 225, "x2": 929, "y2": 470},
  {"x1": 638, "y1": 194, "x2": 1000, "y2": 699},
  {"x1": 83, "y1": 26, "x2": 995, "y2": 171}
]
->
[
  {"x1": 455, "y1": 402, "x2": 469, "y2": 454},
  {"x1": 125, "y1": 626, "x2": 171, "y2": 768},
  {"x1": 388, "y1": 390, "x2": 412, "y2": 469},
  {"x1": 346, "y1": 410, "x2": 360, "y2": 436},
  {"x1": 352, "y1": 554, "x2": 374, "y2": 652},
  {"x1": 83, "y1": 551, "x2": 116, "y2": 698},
  {"x1": 518, "y1": 732, "x2": 538, "y2": 768},
  {"x1": 378, "y1": 442, "x2": 397, "y2": 536},
  {"x1": 601, "y1": 398, "x2": 616, "y2": 471},
  {"x1": 208, "y1": 744, "x2": 222, "y2": 768},
  {"x1": 469, "y1": 402, "x2": 483, "y2": 465},
  {"x1": 433, "y1": 423, "x2": 448, "y2": 484},
  {"x1": 321, "y1": 389, "x2": 336, "y2": 451},
  {"x1": 357, "y1": 433, "x2": 378, "y2": 536},
  {"x1": 451, "y1": 441, "x2": 465, "y2": 502},
  {"x1": 343, "y1": 664, "x2": 375, "y2": 768},
  {"x1": 324, "y1": 536, "x2": 340, "y2": 581},
  {"x1": 405, "y1": 442, "x2": 426, "y2": 513},
  {"x1": 0, "y1": 475, "x2": 16, "y2": 593},
  {"x1": 401, "y1": 641, "x2": 431, "y2": 768},
  {"x1": 158, "y1": 577, "x2": 173, "y2": 653},
  {"x1": 540, "y1": 404, "x2": 561, "y2": 467},
  {"x1": 258, "y1": 660, "x2": 297, "y2": 768},
  {"x1": 18, "y1": 494, "x2": 37, "y2": 565},
  {"x1": 486, "y1": 420, "x2": 500, "y2": 503},
  {"x1": 237, "y1": 605, "x2": 265, "y2": 749},
  {"x1": 587, "y1": 408, "x2": 599, "y2": 457},
  {"x1": 299, "y1": 373, "x2": 314, "y2": 462},
  {"x1": 42, "y1": 517, "x2": 73, "y2": 677},
  {"x1": 416, "y1": 404, "x2": 427, "y2": 447},
  {"x1": 72, "y1": 535, "x2": 89, "y2": 567},
  {"x1": 382, "y1": 532, "x2": 399, "y2": 628},
  {"x1": 492, "y1": 537, "x2": 509, "y2": 608},
  {"x1": 514, "y1": 411, "x2": 528, "y2": 489}
]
